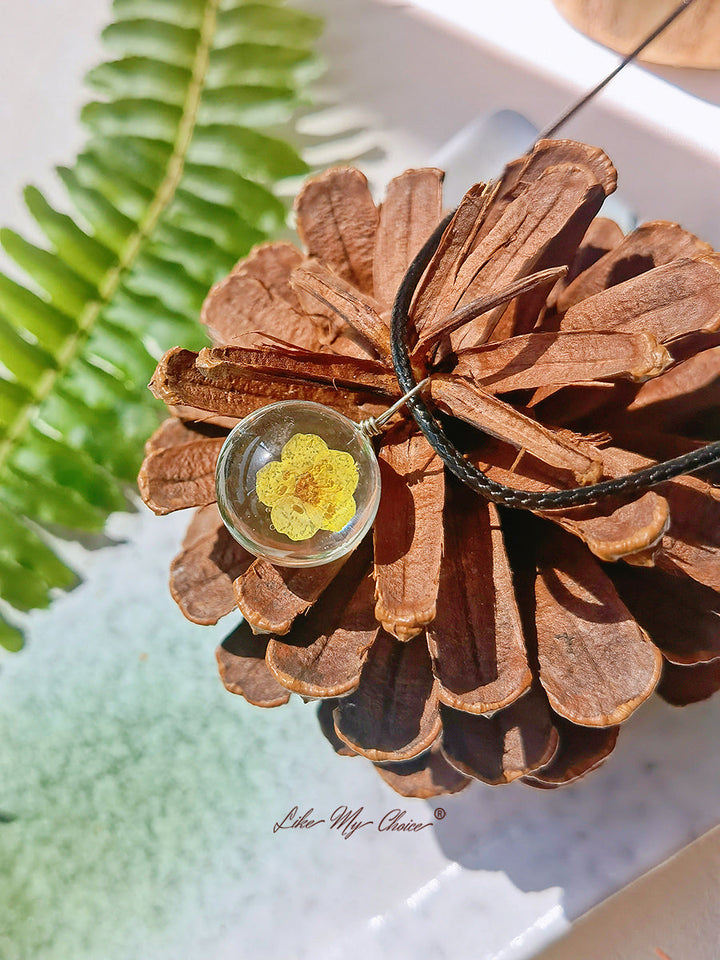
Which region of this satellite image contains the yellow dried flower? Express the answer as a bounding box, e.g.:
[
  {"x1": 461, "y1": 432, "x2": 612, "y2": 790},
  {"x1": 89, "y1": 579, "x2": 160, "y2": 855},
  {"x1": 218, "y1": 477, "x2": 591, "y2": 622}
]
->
[{"x1": 255, "y1": 434, "x2": 358, "y2": 541}]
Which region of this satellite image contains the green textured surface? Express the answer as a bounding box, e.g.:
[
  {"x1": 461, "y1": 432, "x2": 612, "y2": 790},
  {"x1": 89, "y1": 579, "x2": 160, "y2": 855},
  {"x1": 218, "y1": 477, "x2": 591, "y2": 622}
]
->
[
  {"x1": 0, "y1": 510, "x2": 322, "y2": 960},
  {"x1": 0, "y1": 509, "x2": 460, "y2": 960}
]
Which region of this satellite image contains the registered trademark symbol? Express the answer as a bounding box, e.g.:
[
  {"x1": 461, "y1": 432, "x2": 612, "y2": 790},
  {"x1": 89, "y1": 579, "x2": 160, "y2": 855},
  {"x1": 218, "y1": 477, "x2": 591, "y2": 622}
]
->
[{"x1": 434, "y1": 807, "x2": 446, "y2": 820}]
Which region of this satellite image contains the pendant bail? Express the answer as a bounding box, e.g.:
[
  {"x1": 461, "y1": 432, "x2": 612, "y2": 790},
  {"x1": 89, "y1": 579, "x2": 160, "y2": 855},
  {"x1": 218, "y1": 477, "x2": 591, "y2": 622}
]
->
[{"x1": 358, "y1": 377, "x2": 431, "y2": 438}]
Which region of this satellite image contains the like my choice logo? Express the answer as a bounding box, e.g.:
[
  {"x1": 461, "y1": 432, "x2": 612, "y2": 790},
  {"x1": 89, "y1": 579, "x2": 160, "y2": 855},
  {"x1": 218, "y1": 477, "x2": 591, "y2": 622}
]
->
[{"x1": 273, "y1": 804, "x2": 444, "y2": 840}]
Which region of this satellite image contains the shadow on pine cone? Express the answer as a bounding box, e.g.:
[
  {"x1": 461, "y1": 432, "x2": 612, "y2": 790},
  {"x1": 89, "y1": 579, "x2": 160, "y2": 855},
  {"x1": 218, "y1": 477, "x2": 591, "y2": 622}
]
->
[{"x1": 139, "y1": 140, "x2": 720, "y2": 799}]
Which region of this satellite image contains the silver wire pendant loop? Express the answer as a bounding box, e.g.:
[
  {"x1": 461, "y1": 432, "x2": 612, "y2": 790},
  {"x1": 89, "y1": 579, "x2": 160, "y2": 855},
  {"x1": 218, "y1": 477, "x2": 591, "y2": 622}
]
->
[{"x1": 358, "y1": 378, "x2": 431, "y2": 439}]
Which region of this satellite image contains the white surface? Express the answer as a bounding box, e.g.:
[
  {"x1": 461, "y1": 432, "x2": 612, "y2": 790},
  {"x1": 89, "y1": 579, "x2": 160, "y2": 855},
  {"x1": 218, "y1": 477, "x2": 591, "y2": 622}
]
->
[
  {"x1": 406, "y1": 0, "x2": 720, "y2": 159},
  {"x1": 1, "y1": 2, "x2": 719, "y2": 959},
  {"x1": 303, "y1": 0, "x2": 720, "y2": 243}
]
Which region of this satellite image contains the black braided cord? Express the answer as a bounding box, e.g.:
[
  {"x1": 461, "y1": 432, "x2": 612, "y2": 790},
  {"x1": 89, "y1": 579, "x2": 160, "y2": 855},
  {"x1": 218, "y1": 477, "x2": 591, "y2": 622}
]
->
[{"x1": 390, "y1": 213, "x2": 720, "y2": 510}]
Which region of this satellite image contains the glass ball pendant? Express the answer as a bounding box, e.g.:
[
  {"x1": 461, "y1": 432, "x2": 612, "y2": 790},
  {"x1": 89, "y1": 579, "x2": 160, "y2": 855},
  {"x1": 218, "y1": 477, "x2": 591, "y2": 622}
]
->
[{"x1": 216, "y1": 400, "x2": 382, "y2": 567}]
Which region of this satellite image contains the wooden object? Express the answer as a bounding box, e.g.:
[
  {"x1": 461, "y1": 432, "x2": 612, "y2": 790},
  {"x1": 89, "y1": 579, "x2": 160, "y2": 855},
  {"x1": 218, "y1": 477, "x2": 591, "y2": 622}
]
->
[{"x1": 553, "y1": 0, "x2": 720, "y2": 68}]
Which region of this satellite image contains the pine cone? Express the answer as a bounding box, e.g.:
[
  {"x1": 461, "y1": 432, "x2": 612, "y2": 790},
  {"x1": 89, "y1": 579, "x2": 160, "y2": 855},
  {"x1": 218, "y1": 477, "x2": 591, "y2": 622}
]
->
[{"x1": 139, "y1": 140, "x2": 720, "y2": 799}]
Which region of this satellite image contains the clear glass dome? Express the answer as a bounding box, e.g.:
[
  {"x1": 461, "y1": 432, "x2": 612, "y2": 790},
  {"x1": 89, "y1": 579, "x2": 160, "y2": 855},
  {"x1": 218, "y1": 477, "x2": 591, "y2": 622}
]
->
[{"x1": 215, "y1": 401, "x2": 381, "y2": 567}]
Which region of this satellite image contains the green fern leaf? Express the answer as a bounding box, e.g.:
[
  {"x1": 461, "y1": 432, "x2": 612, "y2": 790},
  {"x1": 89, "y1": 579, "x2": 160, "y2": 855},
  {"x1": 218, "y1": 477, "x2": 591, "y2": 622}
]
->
[
  {"x1": 0, "y1": 616, "x2": 24, "y2": 653},
  {"x1": 0, "y1": 0, "x2": 322, "y2": 646}
]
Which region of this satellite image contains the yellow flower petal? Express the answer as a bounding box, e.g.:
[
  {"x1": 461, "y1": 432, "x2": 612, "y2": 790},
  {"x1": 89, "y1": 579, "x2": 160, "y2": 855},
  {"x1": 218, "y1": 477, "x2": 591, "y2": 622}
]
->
[
  {"x1": 311, "y1": 450, "x2": 359, "y2": 499},
  {"x1": 270, "y1": 498, "x2": 321, "y2": 541},
  {"x1": 322, "y1": 495, "x2": 357, "y2": 533},
  {"x1": 281, "y1": 434, "x2": 330, "y2": 471},
  {"x1": 255, "y1": 460, "x2": 297, "y2": 506}
]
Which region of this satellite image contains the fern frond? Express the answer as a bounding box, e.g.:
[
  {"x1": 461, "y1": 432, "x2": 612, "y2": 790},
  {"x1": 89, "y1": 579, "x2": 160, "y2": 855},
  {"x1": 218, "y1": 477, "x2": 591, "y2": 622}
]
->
[{"x1": 0, "y1": 0, "x2": 324, "y2": 649}]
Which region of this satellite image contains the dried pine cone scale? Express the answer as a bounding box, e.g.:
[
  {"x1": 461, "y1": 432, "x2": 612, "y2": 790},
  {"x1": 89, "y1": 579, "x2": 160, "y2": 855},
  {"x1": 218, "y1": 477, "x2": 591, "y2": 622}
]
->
[
  {"x1": 216, "y1": 623, "x2": 290, "y2": 709},
  {"x1": 532, "y1": 522, "x2": 663, "y2": 726},
  {"x1": 373, "y1": 426, "x2": 444, "y2": 641},
  {"x1": 427, "y1": 486, "x2": 532, "y2": 716},
  {"x1": 521, "y1": 715, "x2": 620, "y2": 790},
  {"x1": 439, "y1": 682, "x2": 560, "y2": 786},
  {"x1": 139, "y1": 139, "x2": 720, "y2": 798},
  {"x1": 373, "y1": 743, "x2": 473, "y2": 799},
  {"x1": 170, "y1": 502, "x2": 253, "y2": 625},
  {"x1": 265, "y1": 539, "x2": 378, "y2": 698}
]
